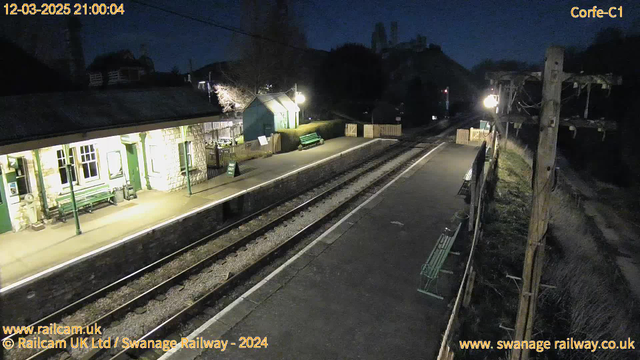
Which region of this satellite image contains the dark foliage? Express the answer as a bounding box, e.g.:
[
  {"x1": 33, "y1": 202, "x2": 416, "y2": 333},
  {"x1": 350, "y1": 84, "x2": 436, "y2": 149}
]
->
[
  {"x1": 403, "y1": 76, "x2": 439, "y2": 126},
  {"x1": 471, "y1": 59, "x2": 540, "y2": 86},
  {"x1": 560, "y1": 29, "x2": 640, "y2": 185},
  {"x1": 0, "y1": 38, "x2": 77, "y2": 96},
  {"x1": 315, "y1": 43, "x2": 386, "y2": 113}
]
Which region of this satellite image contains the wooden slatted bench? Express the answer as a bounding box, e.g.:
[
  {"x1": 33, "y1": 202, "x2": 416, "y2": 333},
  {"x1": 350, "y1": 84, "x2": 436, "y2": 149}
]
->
[
  {"x1": 298, "y1": 132, "x2": 324, "y2": 150},
  {"x1": 457, "y1": 167, "x2": 474, "y2": 196},
  {"x1": 463, "y1": 167, "x2": 473, "y2": 182},
  {"x1": 417, "y1": 222, "x2": 462, "y2": 299},
  {"x1": 56, "y1": 183, "x2": 115, "y2": 222}
]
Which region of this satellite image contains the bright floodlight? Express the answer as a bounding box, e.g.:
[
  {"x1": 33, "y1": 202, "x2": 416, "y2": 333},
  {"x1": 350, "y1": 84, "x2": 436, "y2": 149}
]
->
[
  {"x1": 295, "y1": 92, "x2": 306, "y2": 104},
  {"x1": 483, "y1": 95, "x2": 498, "y2": 108}
]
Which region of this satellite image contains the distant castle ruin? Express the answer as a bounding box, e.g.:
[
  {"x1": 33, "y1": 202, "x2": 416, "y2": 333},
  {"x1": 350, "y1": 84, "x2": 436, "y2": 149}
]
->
[{"x1": 371, "y1": 21, "x2": 435, "y2": 54}]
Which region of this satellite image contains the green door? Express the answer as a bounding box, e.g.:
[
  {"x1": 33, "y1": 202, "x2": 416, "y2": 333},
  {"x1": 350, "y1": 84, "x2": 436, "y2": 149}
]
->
[
  {"x1": 125, "y1": 144, "x2": 142, "y2": 192},
  {"x1": 0, "y1": 168, "x2": 13, "y2": 233}
]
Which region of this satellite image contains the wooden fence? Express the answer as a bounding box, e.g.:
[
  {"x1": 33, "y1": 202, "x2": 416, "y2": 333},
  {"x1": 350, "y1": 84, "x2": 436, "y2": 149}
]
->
[
  {"x1": 363, "y1": 124, "x2": 402, "y2": 138},
  {"x1": 345, "y1": 123, "x2": 358, "y2": 137},
  {"x1": 456, "y1": 129, "x2": 470, "y2": 145},
  {"x1": 456, "y1": 127, "x2": 494, "y2": 146},
  {"x1": 206, "y1": 135, "x2": 280, "y2": 171},
  {"x1": 437, "y1": 129, "x2": 499, "y2": 360},
  {"x1": 470, "y1": 128, "x2": 492, "y2": 144}
]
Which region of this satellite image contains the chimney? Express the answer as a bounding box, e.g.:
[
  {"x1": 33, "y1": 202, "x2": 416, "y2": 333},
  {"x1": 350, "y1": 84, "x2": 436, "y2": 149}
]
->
[
  {"x1": 390, "y1": 21, "x2": 398, "y2": 47},
  {"x1": 140, "y1": 43, "x2": 148, "y2": 57},
  {"x1": 65, "y1": 16, "x2": 86, "y2": 85}
]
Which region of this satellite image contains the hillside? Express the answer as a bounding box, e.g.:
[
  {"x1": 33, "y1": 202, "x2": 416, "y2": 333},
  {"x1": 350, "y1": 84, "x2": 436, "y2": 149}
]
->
[{"x1": 384, "y1": 47, "x2": 479, "y2": 105}]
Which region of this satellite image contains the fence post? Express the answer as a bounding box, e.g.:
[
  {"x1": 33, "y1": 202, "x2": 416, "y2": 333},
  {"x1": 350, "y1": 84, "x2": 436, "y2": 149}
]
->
[
  {"x1": 463, "y1": 268, "x2": 476, "y2": 308},
  {"x1": 214, "y1": 144, "x2": 220, "y2": 168},
  {"x1": 469, "y1": 163, "x2": 476, "y2": 232}
]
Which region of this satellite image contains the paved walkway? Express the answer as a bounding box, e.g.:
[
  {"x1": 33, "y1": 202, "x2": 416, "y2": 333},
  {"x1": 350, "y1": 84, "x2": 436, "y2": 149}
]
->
[
  {"x1": 0, "y1": 137, "x2": 378, "y2": 288},
  {"x1": 167, "y1": 143, "x2": 479, "y2": 360}
]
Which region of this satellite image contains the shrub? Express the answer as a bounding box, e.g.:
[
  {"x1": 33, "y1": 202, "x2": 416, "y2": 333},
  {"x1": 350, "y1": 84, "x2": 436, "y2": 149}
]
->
[{"x1": 277, "y1": 119, "x2": 345, "y2": 152}]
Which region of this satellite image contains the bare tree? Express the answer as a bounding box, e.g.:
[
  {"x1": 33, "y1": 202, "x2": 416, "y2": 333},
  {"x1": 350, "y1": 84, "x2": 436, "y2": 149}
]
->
[
  {"x1": 214, "y1": 84, "x2": 253, "y2": 112},
  {"x1": 226, "y1": 0, "x2": 307, "y2": 94}
]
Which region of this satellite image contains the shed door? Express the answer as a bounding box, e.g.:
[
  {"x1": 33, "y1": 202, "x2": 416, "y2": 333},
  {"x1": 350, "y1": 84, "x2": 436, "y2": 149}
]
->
[
  {"x1": 125, "y1": 144, "x2": 142, "y2": 192},
  {"x1": 0, "y1": 168, "x2": 13, "y2": 233},
  {"x1": 263, "y1": 124, "x2": 273, "y2": 137}
]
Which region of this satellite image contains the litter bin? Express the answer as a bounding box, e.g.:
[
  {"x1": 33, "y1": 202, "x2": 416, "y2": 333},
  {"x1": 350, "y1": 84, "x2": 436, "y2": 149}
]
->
[
  {"x1": 123, "y1": 182, "x2": 137, "y2": 200},
  {"x1": 113, "y1": 187, "x2": 125, "y2": 204}
]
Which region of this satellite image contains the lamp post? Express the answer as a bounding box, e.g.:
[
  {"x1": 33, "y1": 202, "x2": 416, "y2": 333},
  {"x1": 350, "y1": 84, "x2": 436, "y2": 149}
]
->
[
  {"x1": 293, "y1": 83, "x2": 306, "y2": 128},
  {"x1": 483, "y1": 94, "x2": 499, "y2": 110},
  {"x1": 482, "y1": 94, "x2": 501, "y2": 154},
  {"x1": 64, "y1": 144, "x2": 81, "y2": 235},
  {"x1": 444, "y1": 87, "x2": 449, "y2": 118}
]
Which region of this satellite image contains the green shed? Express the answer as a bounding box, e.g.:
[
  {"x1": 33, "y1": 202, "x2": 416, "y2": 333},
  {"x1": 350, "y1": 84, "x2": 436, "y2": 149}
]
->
[{"x1": 242, "y1": 93, "x2": 300, "y2": 141}]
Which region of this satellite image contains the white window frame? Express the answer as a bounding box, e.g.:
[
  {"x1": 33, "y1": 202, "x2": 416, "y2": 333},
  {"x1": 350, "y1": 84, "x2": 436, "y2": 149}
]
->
[
  {"x1": 56, "y1": 148, "x2": 78, "y2": 187},
  {"x1": 179, "y1": 141, "x2": 193, "y2": 172},
  {"x1": 79, "y1": 144, "x2": 100, "y2": 181},
  {"x1": 106, "y1": 150, "x2": 123, "y2": 180}
]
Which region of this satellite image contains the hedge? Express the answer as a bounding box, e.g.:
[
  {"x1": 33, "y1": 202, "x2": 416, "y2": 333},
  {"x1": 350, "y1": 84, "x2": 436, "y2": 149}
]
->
[{"x1": 277, "y1": 119, "x2": 345, "y2": 152}]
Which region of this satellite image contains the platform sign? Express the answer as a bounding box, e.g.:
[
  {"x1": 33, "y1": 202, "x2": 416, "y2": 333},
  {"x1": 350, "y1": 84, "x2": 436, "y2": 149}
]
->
[{"x1": 227, "y1": 161, "x2": 240, "y2": 177}]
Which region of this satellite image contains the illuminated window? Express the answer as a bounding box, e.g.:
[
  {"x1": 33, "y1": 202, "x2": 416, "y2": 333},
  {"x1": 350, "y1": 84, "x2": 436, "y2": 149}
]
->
[
  {"x1": 56, "y1": 148, "x2": 77, "y2": 186},
  {"x1": 178, "y1": 142, "x2": 192, "y2": 171},
  {"x1": 106, "y1": 151, "x2": 123, "y2": 179},
  {"x1": 80, "y1": 144, "x2": 99, "y2": 180}
]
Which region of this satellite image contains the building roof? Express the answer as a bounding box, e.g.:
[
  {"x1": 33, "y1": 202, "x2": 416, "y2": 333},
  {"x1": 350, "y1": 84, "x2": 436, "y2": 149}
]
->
[
  {"x1": 86, "y1": 49, "x2": 148, "y2": 72},
  {"x1": 0, "y1": 87, "x2": 220, "y2": 153},
  {"x1": 248, "y1": 93, "x2": 299, "y2": 114}
]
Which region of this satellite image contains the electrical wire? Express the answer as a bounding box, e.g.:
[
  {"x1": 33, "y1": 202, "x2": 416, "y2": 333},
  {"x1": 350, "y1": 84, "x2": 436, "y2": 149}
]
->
[{"x1": 129, "y1": 0, "x2": 311, "y2": 52}]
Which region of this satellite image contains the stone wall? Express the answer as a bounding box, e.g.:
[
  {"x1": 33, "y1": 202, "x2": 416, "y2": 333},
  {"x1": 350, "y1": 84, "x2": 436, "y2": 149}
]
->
[
  {"x1": 1, "y1": 139, "x2": 392, "y2": 326},
  {"x1": 1, "y1": 125, "x2": 208, "y2": 231},
  {"x1": 0, "y1": 151, "x2": 42, "y2": 231},
  {"x1": 146, "y1": 125, "x2": 207, "y2": 192},
  {"x1": 32, "y1": 137, "x2": 132, "y2": 222}
]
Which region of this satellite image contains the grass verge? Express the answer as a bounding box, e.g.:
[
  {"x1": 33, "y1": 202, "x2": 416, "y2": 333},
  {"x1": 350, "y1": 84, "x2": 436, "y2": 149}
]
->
[
  {"x1": 453, "y1": 141, "x2": 640, "y2": 360},
  {"x1": 277, "y1": 119, "x2": 345, "y2": 152}
]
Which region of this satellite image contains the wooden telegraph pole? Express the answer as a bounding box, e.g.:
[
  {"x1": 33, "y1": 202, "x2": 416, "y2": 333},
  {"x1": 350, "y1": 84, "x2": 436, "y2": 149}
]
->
[{"x1": 511, "y1": 46, "x2": 564, "y2": 360}]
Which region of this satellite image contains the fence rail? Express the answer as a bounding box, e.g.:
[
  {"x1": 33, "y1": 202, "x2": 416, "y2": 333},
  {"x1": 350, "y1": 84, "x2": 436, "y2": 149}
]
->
[
  {"x1": 206, "y1": 135, "x2": 280, "y2": 171},
  {"x1": 363, "y1": 124, "x2": 402, "y2": 138},
  {"x1": 345, "y1": 123, "x2": 358, "y2": 137},
  {"x1": 437, "y1": 129, "x2": 499, "y2": 360}
]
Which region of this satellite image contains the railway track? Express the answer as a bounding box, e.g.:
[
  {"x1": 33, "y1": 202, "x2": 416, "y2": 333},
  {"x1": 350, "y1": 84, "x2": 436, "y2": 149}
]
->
[{"x1": 3, "y1": 117, "x2": 475, "y2": 360}]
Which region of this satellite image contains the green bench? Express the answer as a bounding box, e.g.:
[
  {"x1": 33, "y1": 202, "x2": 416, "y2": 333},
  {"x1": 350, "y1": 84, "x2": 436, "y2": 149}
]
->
[
  {"x1": 457, "y1": 167, "x2": 474, "y2": 196},
  {"x1": 417, "y1": 222, "x2": 462, "y2": 299},
  {"x1": 56, "y1": 183, "x2": 115, "y2": 222},
  {"x1": 298, "y1": 132, "x2": 324, "y2": 150}
]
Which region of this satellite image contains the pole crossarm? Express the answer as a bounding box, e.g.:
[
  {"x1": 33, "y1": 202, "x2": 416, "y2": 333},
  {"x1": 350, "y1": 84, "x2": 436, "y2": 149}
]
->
[
  {"x1": 497, "y1": 114, "x2": 618, "y2": 130},
  {"x1": 487, "y1": 71, "x2": 622, "y2": 86}
]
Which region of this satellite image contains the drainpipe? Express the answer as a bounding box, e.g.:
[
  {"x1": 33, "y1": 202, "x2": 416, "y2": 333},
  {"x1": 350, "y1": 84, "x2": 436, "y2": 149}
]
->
[
  {"x1": 180, "y1": 125, "x2": 192, "y2": 196},
  {"x1": 64, "y1": 144, "x2": 81, "y2": 235},
  {"x1": 33, "y1": 149, "x2": 49, "y2": 218},
  {"x1": 184, "y1": 140, "x2": 192, "y2": 196},
  {"x1": 139, "y1": 132, "x2": 152, "y2": 190}
]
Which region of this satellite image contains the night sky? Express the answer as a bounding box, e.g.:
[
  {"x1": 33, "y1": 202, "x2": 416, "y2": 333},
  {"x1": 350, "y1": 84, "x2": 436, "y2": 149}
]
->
[{"x1": 79, "y1": 0, "x2": 640, "y2": 72}]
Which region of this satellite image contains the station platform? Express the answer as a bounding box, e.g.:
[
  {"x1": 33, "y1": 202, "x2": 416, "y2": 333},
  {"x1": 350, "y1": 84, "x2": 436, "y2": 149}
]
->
[
  {"x1": 166, "y1": 143, "x2": 479, "y2": 360},
  {"x1": 0, "y1": 137, "x2": 380, "y2": 289}
]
